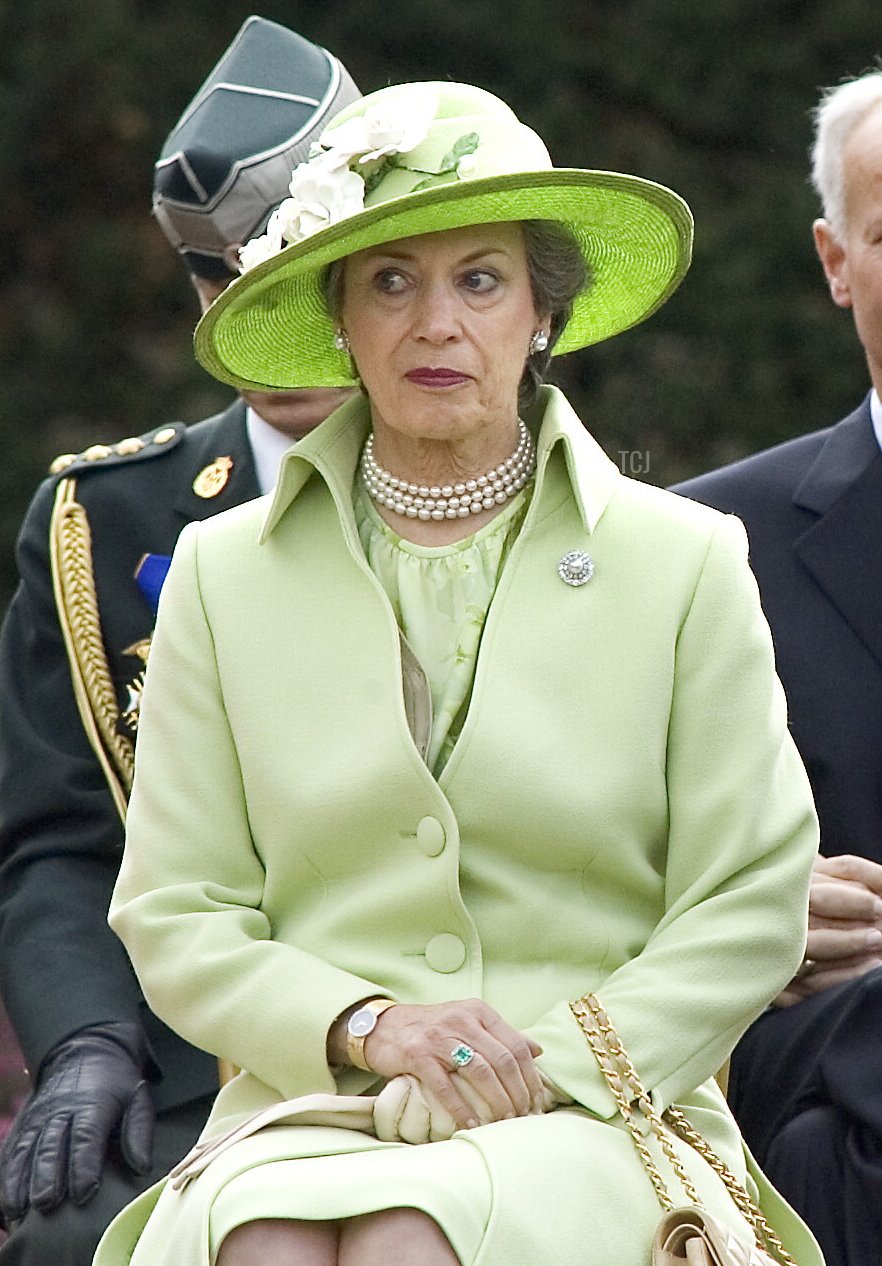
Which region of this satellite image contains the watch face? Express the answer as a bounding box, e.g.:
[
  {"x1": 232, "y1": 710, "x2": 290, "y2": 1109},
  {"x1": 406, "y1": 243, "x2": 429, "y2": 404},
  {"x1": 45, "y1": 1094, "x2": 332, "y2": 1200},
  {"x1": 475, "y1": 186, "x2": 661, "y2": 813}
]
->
[{"x1": 348, "y1": 1009, "x2": 377, "y2": 1038}]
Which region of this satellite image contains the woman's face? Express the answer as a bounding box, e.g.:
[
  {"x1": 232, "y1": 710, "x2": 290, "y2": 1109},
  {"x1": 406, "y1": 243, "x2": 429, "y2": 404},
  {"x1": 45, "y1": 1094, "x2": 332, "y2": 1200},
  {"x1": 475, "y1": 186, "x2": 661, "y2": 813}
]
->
[{"x1": 340, "y1": 222, "x2": 544, "y2": 448}]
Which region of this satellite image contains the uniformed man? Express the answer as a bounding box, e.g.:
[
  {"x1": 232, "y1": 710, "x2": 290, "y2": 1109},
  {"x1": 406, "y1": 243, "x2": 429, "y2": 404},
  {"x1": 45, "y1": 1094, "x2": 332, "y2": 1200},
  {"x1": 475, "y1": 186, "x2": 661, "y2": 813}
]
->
[{"x1": 0, "y1": 18, "x2": 359, "y2": 1264}]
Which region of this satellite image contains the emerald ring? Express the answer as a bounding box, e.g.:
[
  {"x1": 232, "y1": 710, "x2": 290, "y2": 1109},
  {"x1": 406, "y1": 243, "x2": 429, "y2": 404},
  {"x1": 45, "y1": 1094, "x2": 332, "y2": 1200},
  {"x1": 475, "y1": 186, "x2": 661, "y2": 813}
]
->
[{"x1": 451, "y1": 1043, "x2": 475, "y2": 1069}]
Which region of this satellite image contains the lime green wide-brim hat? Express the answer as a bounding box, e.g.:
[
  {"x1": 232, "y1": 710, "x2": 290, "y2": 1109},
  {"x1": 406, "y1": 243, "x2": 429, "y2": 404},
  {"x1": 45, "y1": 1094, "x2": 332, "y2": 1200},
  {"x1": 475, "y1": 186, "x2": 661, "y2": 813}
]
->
[{"x1": 195, "y1": 81, "x2": 693, "y2": 391}]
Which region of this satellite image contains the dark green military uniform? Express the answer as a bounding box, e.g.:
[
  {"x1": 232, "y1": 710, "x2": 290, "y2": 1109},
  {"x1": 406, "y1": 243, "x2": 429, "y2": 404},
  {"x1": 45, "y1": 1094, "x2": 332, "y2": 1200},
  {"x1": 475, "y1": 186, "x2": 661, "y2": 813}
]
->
[
  {"x1": 0, "y1": 401, "x2": 260, "y2": 1261},
  {"x1": 0, "y1": 15, "x2": 361, "y2": 1261}
]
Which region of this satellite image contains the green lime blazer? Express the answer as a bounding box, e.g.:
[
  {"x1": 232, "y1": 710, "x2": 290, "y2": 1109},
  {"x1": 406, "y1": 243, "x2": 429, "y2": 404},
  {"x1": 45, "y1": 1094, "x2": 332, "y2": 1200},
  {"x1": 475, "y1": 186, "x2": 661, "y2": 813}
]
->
[{"x1": 106, "y1": 385, "x2": 821, "y2": 1263}]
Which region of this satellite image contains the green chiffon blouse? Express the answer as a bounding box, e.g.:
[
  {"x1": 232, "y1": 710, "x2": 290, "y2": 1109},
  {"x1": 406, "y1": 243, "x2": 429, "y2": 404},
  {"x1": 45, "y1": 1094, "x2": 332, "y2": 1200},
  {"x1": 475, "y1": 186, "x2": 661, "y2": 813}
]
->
[{"x1": 355, "y1": 486, "x2": 530, "y2": 775}]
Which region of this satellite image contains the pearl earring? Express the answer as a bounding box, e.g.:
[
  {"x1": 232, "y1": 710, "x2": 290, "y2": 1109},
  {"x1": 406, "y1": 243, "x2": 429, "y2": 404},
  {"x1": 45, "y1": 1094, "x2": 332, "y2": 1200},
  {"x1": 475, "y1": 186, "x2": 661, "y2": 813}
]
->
[
  {"x1": 333, "y1": 329, "x2": 350, "y2": 353},
  {"x1": 529, "y1": 330, "x2": 549, "y2": 354}
]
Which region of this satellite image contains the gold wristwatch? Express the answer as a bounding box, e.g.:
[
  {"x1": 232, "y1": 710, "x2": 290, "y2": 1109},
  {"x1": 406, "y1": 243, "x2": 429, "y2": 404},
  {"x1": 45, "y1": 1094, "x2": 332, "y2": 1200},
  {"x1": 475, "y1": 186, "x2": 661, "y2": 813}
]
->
[{"x1": 345, "y1": 998, "x2": 397, "y2": 1071}]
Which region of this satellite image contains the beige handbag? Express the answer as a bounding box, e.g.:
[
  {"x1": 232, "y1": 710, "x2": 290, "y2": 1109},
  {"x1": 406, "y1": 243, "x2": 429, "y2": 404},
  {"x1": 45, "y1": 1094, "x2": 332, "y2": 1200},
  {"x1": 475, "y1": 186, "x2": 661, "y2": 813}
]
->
[{"x1": 569, "y1": 994, "x2": 796, "y2": 1266}]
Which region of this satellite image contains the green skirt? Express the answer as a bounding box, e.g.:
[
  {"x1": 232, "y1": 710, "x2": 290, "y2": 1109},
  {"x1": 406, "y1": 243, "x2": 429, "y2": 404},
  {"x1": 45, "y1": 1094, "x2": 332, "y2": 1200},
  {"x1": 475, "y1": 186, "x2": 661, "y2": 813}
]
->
[{"x1": 92, "y1": 1076, "x2": 822, "y2": 1266}]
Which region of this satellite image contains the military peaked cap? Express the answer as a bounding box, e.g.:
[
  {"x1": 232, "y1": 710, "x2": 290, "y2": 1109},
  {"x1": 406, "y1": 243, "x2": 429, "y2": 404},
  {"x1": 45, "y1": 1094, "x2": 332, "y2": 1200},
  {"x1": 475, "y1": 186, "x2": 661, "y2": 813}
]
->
[{"x1": 153, "y1": 15, "x2": 361, "y2": 278}]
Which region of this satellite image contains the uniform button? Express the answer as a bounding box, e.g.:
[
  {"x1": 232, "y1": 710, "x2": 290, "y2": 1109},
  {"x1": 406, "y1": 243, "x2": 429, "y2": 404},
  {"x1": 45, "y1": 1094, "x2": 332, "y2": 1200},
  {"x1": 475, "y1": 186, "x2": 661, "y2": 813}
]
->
[
  {"x1": 83, "y1": 444, "x2": 113, "y2": 461},
  {"x1": 115, "y1": 437, "x2": 145, "y2": 456},
  {"x1": 49, "y1": 452, "x2": 76, "y2": 474},
  {"x1": 415, "y1": 816, "x2": 446, "y2": 856},
  {"x1": 153, "y1": 427, "x2": 178, "y2": 445},
  {"x1": 425, "y1": 933, "x2": 466, "y2": 973}
]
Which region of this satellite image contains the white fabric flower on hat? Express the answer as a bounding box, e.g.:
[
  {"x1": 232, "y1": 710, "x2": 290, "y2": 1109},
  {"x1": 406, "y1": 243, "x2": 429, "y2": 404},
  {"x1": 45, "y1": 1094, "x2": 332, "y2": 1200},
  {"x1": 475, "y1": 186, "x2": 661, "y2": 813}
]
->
[
  {"x1": 318, "y1": 89, "x2": 437, "y2": 167},
  {"x1": 237, "y1": 215, "x2": 284, "y2": 272},
  {"x1": 314, "y1": 115, "x2": 373, "y2": 168},
  {"x1": 280, "y1": 159, "x2": 366, "y2": 241},
  {"x1": 455, "y1": 152, "x2": 480, "y2": 180},
  {"x1": 238, "y1": 160, "x2": 366, "y2": 270},
  {"x1": 358, "y1": 91, "x2": 437, "y2": 163},
  {"x1": 237, "y1": 91, "x2": 436, "y2": 273}
]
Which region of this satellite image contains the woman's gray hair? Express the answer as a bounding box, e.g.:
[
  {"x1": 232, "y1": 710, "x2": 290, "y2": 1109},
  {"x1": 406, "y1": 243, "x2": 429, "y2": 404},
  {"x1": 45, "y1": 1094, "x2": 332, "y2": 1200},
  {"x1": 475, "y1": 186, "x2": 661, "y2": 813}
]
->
[
  {"x1": 811, "y1": 69, "x2": 882, "y2": 238},
  {"x1": 322, "y1": 219, "x2": 589, "y2": 406},
  {"x1": 519, "y1": 219, "x2": 589, "y2": 406}
]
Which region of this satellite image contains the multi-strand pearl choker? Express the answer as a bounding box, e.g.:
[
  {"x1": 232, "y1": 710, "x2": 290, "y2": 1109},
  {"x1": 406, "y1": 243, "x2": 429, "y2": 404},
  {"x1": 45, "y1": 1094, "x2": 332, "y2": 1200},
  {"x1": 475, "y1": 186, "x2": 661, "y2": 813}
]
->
[{"x1": 360, "y1": 421, "x2": 536, "y2": 521}]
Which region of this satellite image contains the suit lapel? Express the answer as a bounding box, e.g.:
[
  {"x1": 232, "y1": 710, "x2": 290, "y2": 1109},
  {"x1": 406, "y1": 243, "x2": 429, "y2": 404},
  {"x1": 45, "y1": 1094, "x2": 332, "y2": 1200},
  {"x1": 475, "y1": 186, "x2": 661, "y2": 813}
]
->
[
  {"x1": 173, "y1": 399, "x2": 260, "y2": 523},
  {"x1": 793, "y1": 397, "x2": 882, "y2": 668}
]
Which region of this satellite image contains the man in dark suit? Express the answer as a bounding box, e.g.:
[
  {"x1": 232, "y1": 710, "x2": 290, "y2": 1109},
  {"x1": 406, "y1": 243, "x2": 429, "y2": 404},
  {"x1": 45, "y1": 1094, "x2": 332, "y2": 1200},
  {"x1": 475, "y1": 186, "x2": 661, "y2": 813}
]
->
[
  {"x1": 674, "y1": 70, "x2": 882, "y2": 1266},
  {"x1": 0, "y1": 18, "x2": 359, "y2": 1264}
]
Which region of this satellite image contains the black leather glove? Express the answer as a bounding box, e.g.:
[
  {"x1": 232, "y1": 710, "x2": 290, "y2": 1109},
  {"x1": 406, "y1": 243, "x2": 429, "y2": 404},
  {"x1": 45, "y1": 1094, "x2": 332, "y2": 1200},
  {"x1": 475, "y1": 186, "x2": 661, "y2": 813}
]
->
[{"x1": 0, "y1": 1021, "x2": 154, "y2": 1223}]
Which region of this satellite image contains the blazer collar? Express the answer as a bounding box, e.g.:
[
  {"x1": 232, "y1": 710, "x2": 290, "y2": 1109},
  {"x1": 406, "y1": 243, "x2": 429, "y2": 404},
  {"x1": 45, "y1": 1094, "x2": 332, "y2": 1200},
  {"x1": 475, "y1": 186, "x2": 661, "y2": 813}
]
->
[
  {"x1": 792, "y1": 394, "x2": 878, "y2": 516},
  {"x1": 260, "y1": 385, "x2": 619, "y2": 544},
  {"x1": 524, "y1": 385, "x2": 619, "y2": 531},
  {"x1": 260, "y1": 393, "x2": 368, "y2": 542},
  {"x1": 174, "y1": 398, "x2": 260, "y2": 521},
  {"x1": 792, "y1": 393, "x2": 882, "y2": 669}
]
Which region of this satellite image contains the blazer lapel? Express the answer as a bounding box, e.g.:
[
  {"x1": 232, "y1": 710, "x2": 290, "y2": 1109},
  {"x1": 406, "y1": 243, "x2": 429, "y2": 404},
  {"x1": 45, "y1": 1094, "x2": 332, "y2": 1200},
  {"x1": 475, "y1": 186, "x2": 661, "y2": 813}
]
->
[
  {"x1": 173, "y1": 399, "x2": 260, "y2": 523},
  {"x1": 793, "y1": 396, "x2": 882, "y2": 669}
]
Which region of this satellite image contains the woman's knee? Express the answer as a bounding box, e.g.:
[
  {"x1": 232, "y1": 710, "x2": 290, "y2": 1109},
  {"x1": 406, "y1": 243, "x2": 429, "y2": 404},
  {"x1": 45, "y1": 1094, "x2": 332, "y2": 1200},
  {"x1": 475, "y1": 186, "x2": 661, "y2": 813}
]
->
[
  {"x1": 216, "y1": 1217, "x2": 338, "y2": 1266},
  {"x1": 340, "y1": 1208, "x2": 458, "y2": 1265}
]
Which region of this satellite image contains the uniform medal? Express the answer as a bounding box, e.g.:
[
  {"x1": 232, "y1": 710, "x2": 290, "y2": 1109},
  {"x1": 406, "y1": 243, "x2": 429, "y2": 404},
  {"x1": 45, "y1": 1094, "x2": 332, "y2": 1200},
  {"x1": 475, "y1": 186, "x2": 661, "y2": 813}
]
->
[{"x1": 193, "y1": 456, "x2": 233, "y2": 498}]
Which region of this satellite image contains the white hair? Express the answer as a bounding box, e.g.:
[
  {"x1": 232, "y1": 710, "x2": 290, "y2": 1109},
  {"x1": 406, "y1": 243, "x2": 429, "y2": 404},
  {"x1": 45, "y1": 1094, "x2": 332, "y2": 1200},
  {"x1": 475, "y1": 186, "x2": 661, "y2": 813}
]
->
[{"x1": 811, "y1": 70, "x2": 882, "y2": 236}]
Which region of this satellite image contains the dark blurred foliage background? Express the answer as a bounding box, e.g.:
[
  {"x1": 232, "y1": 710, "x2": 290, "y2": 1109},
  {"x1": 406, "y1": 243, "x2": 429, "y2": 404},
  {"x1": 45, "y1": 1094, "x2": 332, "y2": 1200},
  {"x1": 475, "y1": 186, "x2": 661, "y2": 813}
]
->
[{"x1": 1, "y1": 0, "x2": 880, "y2": 610}]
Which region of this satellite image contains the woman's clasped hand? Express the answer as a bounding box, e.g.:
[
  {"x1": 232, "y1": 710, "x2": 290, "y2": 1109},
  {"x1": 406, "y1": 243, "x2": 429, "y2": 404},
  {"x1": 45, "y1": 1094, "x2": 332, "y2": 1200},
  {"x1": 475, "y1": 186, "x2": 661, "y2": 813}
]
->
[{"x1": 356, "y1": 1000, "x2": 545, "y2": 1130}]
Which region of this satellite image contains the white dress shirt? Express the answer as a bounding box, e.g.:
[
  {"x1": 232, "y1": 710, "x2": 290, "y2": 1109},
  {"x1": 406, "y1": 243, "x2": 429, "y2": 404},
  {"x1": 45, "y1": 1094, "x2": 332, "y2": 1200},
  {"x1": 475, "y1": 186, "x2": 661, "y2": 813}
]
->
[
  {"x1": 246, "y1": 408, "x2": 296, "y2": 495},
  {"x1": 870, "y1": 389, "x2": 882, "y2": 456}
]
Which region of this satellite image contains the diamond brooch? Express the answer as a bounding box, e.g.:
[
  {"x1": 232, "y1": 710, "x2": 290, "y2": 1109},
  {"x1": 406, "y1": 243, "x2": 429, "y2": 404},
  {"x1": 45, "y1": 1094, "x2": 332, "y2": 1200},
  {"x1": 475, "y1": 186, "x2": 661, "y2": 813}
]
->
[{"x1": 558, "y1": 551, "x2": 595, "y2": 587}]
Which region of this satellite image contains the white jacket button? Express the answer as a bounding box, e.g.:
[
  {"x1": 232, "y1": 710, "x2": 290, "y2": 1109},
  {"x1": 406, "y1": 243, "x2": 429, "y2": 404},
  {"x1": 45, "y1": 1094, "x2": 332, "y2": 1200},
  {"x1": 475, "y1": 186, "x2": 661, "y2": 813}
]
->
[
  {"x1": 415, "y1": 816, "x2": 446, "y2": 856},
  {"x1": 425, "y1": 933, "x2": 466, "y2": 973}
]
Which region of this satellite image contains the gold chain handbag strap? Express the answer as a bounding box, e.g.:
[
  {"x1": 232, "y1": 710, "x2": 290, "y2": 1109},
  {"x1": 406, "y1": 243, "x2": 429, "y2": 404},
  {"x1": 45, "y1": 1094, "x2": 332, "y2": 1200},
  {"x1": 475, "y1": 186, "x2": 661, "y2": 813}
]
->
[{"x1": 569, "y1": 994, "x2": 796, "y2": 1266}]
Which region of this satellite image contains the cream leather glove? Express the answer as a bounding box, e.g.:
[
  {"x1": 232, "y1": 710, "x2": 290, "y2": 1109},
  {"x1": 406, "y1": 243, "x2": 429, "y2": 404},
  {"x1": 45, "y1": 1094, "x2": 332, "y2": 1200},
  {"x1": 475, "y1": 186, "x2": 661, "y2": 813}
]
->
[{"x1": 373, "y1": 1070, "x2": 568, "y2": 1144}]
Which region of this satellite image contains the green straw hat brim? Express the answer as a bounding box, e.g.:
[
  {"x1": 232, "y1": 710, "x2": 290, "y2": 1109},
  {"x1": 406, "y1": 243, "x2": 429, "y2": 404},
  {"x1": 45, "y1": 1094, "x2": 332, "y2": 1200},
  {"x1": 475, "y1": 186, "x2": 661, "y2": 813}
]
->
[{"x1": 195, "y1": 168, "x2": 693, "y2": 391}]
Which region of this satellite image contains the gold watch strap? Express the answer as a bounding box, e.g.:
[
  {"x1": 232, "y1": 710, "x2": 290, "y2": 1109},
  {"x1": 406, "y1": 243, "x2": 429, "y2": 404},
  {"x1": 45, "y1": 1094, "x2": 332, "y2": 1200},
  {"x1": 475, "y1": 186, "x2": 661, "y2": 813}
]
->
[{"x1": 346, "y1": 998, "x2": 397, "y2": 1071}]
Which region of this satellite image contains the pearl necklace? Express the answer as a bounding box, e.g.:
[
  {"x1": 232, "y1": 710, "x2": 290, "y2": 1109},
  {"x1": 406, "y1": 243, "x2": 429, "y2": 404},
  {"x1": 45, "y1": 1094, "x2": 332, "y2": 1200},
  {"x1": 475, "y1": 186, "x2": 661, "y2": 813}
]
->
[{"x1": 360, "y1": 421, "x2": 536, "y2": 520}]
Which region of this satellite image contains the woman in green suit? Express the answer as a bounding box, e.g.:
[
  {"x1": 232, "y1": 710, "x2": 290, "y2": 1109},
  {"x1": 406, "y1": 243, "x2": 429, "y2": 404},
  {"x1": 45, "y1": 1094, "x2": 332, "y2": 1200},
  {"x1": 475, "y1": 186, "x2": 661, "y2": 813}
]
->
[{"x1": 95, "y1": 82, "x2": 822, "y2": 1266}]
